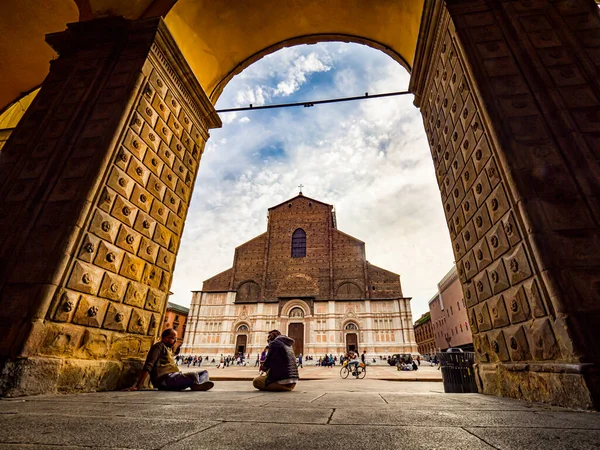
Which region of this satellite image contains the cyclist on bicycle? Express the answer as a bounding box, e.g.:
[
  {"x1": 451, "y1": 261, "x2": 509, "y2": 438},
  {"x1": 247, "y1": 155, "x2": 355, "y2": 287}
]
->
[{"x1": 348, "y1": 351, "x2": 360, "y2": 373}]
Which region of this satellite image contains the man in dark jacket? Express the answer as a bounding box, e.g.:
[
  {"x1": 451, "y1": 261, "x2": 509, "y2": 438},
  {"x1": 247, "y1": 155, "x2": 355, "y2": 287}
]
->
[{"x1": 253, "y1": 330, "x2": 299, "y2": 391}]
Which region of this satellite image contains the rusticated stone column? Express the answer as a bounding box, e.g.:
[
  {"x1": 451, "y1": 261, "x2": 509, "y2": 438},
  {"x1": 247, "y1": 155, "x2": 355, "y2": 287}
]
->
[
  {"x1": 0, "y1": 17, "x2": 221, "y2": 396},
  {"x1": 411, "y1": 0, "x2": 600, "y2": 409}
]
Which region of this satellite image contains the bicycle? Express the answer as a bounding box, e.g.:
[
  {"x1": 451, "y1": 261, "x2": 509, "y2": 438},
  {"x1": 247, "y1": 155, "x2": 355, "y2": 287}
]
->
[{"x1": 339, "y1": 361, "x2": 366, "y2": 379}]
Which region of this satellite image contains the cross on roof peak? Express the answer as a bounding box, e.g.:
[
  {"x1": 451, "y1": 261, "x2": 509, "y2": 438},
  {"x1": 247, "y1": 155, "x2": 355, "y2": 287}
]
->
[{"x1": 298, "y1": 184, "x2": 304, "y2": 195}]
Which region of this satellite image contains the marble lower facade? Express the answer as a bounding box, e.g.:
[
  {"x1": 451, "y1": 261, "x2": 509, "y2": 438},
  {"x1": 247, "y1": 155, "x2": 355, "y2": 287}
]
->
[{"x1": 180, "y1": 292, "x2": 418, "y2": 358}]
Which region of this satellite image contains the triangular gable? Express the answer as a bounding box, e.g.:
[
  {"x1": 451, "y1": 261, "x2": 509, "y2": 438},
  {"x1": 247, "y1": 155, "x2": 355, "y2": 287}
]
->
[{"x1": 268, "y1": 193, "x2": 332, "y2": 211}]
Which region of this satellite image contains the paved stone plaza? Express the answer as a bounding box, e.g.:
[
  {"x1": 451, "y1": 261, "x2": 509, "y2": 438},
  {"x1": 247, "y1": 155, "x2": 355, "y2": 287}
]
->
[
  {"x1": 0, "y1": 378, "x2": 598, "y2": 449},
  {"x1": 181, "y1": 362, "x2": 443, "y2": 382}
]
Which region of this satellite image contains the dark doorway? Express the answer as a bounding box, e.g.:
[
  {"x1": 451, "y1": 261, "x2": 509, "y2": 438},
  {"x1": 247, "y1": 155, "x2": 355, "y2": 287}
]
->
[
  {"x1": 236, "y1": 334, "x2": 247, "y2": 355},
  {"x1": 346, "y1": 333, "x2": 358, "y2": 353},
  {"x1": 288, "y1": 323, "x2": 304, "y2": 356}
]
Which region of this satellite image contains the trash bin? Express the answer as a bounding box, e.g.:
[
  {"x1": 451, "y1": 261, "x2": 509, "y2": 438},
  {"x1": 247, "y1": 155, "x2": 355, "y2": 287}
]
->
[{"x1": 437, "y1": 351, "x2": 478, "y2": 393}]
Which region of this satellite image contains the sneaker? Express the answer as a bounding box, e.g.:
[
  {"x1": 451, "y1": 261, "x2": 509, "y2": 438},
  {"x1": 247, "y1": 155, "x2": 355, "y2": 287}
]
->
[{"x1": 191, "y1": 381, "x2": 214, "y2": 391}]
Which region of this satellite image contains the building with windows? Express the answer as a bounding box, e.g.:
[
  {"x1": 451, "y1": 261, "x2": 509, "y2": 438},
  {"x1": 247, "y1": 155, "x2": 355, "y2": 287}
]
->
[
  {"x1": 181, "y1": 193, "x2": 417, "y2": 358},
  {"x1": 162, "y1": 302, "x2": 189, "y2": 352},
  {"x1": 428, "y1": 266, "x2": 473, "y2": 352},
  {"x1": 413, "y1": 312, "x2": 435, "y2": 358}
]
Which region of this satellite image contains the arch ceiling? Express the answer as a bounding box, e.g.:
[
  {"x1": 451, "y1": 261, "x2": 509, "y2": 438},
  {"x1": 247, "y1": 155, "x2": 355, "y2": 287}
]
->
[{"x1": 0, "y1": 0, "x2": 424, "y2": 110}]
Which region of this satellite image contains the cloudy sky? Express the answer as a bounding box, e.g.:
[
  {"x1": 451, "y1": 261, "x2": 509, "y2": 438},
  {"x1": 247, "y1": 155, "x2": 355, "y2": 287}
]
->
[{"x1": 169, "y1": 42, "x2": 455, "y2": 320}]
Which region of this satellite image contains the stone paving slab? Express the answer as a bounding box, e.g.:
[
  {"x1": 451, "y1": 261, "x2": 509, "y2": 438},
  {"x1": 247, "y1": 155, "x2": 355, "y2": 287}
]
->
[
  {"x1": 165, "y1": 423, "x2": 494, "y2": 450},
  {"x1": 0, "y1": 379, "x2": 598, "y2": 449}
]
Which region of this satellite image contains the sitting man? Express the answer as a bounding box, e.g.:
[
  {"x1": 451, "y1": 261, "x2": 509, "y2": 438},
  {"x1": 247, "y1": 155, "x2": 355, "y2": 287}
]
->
[
  {"x1": 124, "y1": 328, "x2": 214, "y2": 391},
  {"x1": 253, "y1": 330, "x2": 298, "y2": 392}
]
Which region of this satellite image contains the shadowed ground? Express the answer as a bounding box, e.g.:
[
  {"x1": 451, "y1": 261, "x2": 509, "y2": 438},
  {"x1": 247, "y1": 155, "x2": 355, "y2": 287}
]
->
[{"x1": 0, "y1": 379, "x2": 598, "y2": 449}]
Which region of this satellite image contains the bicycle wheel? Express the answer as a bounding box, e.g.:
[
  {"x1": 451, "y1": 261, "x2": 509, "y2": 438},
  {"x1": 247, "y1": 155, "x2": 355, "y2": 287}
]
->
[
  {"x1": 356, "y1": 366, "x2": 366, "y2": 379},
  {"x1": 340, "y1": 366, "x2": 349, "y2": 379}
]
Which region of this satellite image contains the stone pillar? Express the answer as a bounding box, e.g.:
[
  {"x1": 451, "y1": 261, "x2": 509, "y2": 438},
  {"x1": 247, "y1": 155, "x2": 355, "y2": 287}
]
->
[
  {"x1": 0, "y1": 17, "x2": 221, "y2": 396},
  {"x1": 410, "y1": 0, "x2": 600, "y2": 408}
]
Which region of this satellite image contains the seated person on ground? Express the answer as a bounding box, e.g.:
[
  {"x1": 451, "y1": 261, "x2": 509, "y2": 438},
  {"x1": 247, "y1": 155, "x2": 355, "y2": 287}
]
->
[
  {"x1": 253, "y1": 330, "x2": 299, "y2": 392},
  {"x1": 123, "y1": 328, "x2": 214, "y2": 392}
]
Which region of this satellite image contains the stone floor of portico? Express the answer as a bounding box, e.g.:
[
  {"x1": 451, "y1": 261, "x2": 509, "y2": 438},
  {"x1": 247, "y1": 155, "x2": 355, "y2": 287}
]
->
[{"x1": 0, "y1": 377, "x2": 599, "y2": 449}]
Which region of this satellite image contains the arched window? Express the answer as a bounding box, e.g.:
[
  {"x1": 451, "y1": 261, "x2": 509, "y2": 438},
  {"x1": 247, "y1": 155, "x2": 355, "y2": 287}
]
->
[
  {"x1": 291, "y1": 228, "x2": 306, "y2": 258},
  {"x1": 345, "y1": 322, "x2": 358, "y2": 331},
  {"x1": 237, "y1": 324, "x2": 249, "y2": 332},
  {"x1": 289, "y1": 307, "x2": 304, "y2": 318}
]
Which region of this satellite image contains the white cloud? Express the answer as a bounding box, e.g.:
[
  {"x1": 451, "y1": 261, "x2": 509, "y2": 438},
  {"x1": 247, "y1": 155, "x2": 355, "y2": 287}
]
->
[{"x1": 170, "y1": 43, "x2": 455, "y2": 321}]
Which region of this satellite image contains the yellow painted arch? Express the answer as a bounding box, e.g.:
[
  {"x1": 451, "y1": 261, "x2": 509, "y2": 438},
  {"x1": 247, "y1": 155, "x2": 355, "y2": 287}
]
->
[{"x1": 0, "y1": 0, "x2": 424, "y2": 112}]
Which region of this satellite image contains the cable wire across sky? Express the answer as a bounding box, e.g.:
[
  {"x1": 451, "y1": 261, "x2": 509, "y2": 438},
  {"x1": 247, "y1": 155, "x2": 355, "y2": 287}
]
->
[{"x1": 215, "y1": 91, "x2": 412, "y2": 113}]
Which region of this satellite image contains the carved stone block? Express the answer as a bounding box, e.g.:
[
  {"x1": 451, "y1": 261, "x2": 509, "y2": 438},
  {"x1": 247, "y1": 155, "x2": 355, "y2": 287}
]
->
[
  {"x1": 89, "y1": 209, "x2": 119, "y2": 243},
  {"x1": 72, "y1": 294, "x2": 108, "y2": 328},
  {"x1": 137, "y1": 97, "x2": 158, "y2": 127},
  {"x1": 133, "y1": 210, "x2": 157, "y2": 238},
  {"x1": 166, "y1": 211, "x2": 181, "y2": 235},
  {"x1": 123, "y1": 129, "x2": 148, "y2": 161},
  {"x1": 130, "y1": 183, "x2": 153, "y2": 213},
  {"x1": 461, "y1": 220, "x2": 477, "y2": 252},
  {"x1": 128, "y1": 308, "x2": 151, "y2": 335},
  {"x1": 138, "y1": 236, "x2": 159, "y2": 264},
  {"x1": 93, "y1": 241, "x2": 124, "y2": 274},
  {"x1": 78, "y1": 233, "x2": 100, "y2": 263},
  {"x1": 473, "y1": 170, "x2": 492, "y2": 207},
  {"x1": 129, "y1": 112, "x2": 144, "y2": 135},
  {"x1": 474, "y1": 300, "x2": 492, "y2": 332},
  {"x1": 53, "y1": 290, "x2": 80, "y2": 322},
  {"x1": 115, "y1": 224, "x2": 141, "y2": 254},
  {"x1": 501, "y1": 211, "x2": 521, "y2": 247},
  {"x1": 124, "y1": 281, "x2": 149, "y2": 308},
  {"x1": 487, "y1": 222, "x2": 510, "y2": 260},
  {"x1": 155, "y1": 117, "x2": 173, "y2": 146},
  {"x1": 156, "y1": 247, "x2": 172, "y2": 271},
  {"x1": 472, "y1": 134, "x2": 491, "y2": 174},
  {"x1": 474, "y1": 204, "x2": 492, "y2": 240},
  {"x1": 143, "y1": 149, "x2": 165, "y2": 178},
  {"x1": 164, "y1": 189, "x2": 181, "y2": 214},
  {"x1": 147, "y1": 174, "x2": 167, "y2": 201},
  {"x1": 473, "y1": 236, "x2": 492, "y2": 271},
  {"x1": 103, "y1": 303, "x2": 131, "y2": 332},
  {"x1": 145, "y1": 287, "x2": 165, "y2": 312},
  {"x1": 142, "y1": 264, "x2": 162, "y2": 289},
  {"x1": 110, "y1": 195, "x2": 138, "y2": 228},
  {"x1": 158, "y1": 142, "x2": 175, "y2": 168},
  {"x1": 140, "y1": 122, "x2": 160, "y2": 152},
  {"x1": 107, "y1": 166, "x2": 135, "y2": 200},
  {"x1": 173, "y1": 158, "x2": 188, "y2": 182},
  {"x1": 119, "y1": 253, "x2": 145, "y2": 281},
  {"x1": 152, "y1": 94, "x2": 170, "y2": 122},
  {"x1": 473, "y1": 270, "x2": 493, "y2": 303},
  {"x1": 503, "y1": 243, "x2": 533, "y2": 286},
  {"x1": 462, "y1": 251, "x2": 478, "y2": 281},
  {"x1": 98, "y1": 271, "x2": 127, "y2": 302},
  {"x1": 126, "y1": 154, "x2": 150, "y2": 187},
  {"x1": 487, "y1": 259, "x2": 510, "y2": 295},
  {"x1": 505, "y1": 284, "x2": 531, "y2": 324},
  {"x1": 488, "y1": 329, "x2": 510, "y2": 362},
  {"x1": 527, "y1": 318, "x2": 559, "y2": 361},
  {"x1": 523, "y1": 278, "x2": 546, "y2": 318},
  {"x1": 149, "y1": 199, "x2": 168, "y2": 225},
  {"x1": 472, "y1": 332, "x2": 489, "y2": 362},
  {"x1": 504, "y1": 324, "x2": 532, "y2": 361},
  {"x1": 489, "y1": 294, "x2": 510, "y2": 329},
  {"x1": 67, "y1": 260, "x2": 103, "y2": 295},
  {"x1": 486, "y1": 182, "x2": 509, "y2": 224},
  {"x1": 464, "y1": 282, "x2": 478, "y2": 308}
]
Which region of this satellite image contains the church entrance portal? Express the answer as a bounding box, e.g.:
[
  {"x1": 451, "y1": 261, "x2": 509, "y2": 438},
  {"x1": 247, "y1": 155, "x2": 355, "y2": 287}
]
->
[
  {"x1": 288, "y1": 323, "x2": 304, "y2": 356},
  {"x1": 235, "y1": 335, "x2": 247, "y2": 356},
  {"x1": 346, "y1": 333, "x2": 358, "y2": 354}
]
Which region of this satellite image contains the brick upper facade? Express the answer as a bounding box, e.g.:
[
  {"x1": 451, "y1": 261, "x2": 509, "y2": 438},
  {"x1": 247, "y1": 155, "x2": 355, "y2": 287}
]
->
[{"x1": 202, "y1": 194, "x2": 403, "y2": 301}]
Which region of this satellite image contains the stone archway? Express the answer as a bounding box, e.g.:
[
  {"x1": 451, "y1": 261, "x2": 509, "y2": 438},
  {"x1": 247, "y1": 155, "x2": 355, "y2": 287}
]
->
[{"x1": 0, "y1": 1, "x2": 598, "y2": 409}]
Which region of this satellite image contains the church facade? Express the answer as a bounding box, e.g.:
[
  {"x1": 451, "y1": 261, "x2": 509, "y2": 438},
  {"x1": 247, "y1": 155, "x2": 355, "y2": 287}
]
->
[{"x1": 180, "y1": 194, "x2": 417, "y2": 358}]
